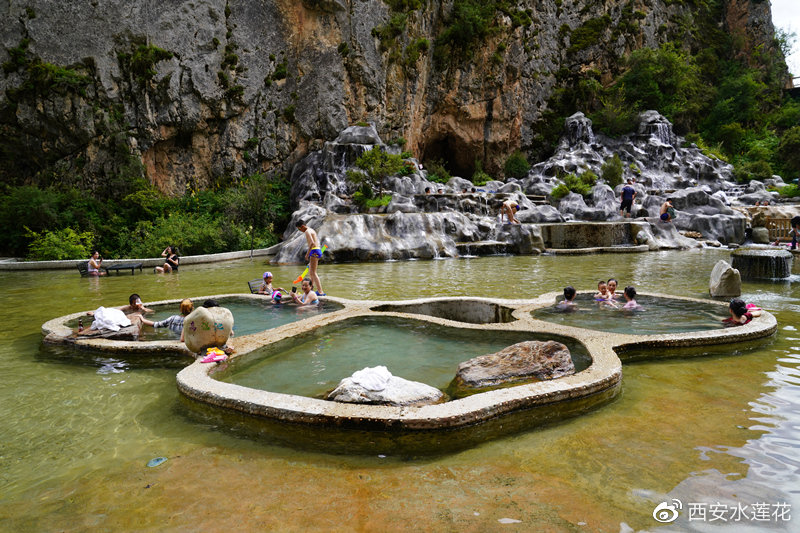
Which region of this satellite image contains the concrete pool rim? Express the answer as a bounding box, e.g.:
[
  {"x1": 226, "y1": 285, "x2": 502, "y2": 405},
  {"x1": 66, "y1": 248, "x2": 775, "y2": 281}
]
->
[
  {"x1": 41, "y1": 292, "x2": 777, "y2": 430},
  {"x1": 169, "y1": 292, "x2": 776, "y2": 431}
]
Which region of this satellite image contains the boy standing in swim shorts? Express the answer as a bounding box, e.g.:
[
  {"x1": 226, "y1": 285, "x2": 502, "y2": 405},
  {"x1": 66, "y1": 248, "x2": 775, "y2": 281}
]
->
[{"x1": 296, "y1": 220, "x2": 325, "y2": 296}]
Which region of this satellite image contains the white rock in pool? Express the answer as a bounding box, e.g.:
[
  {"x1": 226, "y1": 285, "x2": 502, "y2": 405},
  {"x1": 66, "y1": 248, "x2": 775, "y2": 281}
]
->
[{"x1": 327, "y1": 366, "x2": 443, "y2": 406}]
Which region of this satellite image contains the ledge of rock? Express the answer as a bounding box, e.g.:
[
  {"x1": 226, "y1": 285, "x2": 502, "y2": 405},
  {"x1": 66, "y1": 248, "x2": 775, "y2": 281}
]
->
[{"x1": 451, "y1": 341, "x2": 575, "y2": 394}]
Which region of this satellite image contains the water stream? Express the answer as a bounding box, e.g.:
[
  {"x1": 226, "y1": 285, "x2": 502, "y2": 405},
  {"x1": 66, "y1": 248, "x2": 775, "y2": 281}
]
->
[{"x1": 1, "y1": 249, "x2": 799, "y2": 531}]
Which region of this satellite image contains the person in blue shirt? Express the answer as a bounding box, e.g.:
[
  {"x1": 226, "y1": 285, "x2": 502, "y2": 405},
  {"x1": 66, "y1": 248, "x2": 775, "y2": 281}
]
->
[{"x1": 619, "y1": 179, "x2": 637, "y2": 218}]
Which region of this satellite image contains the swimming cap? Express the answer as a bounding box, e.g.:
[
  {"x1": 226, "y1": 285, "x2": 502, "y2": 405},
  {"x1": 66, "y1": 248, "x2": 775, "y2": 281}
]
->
[
  {"x1": 263, "y1": 271, "x2": 273, "y2": 279},
  {"x1": 272, "y1": 291, "x2": 282, "y2": 301}
]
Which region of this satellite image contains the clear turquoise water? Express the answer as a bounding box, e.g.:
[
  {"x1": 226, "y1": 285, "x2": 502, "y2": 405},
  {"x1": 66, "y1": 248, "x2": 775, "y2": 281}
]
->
[
  {"x1": 1, "y1": 249, "x2": 799, "y2": 531},
  {"x1": 219, "y1": 316, "x2": 592, "y2": 397},
  {"x1": 66, "y1": 297, "x2": 341, "y2": 340},
  {"x1": 534, "y1": 293, "x2": 726, "y2": 334}
]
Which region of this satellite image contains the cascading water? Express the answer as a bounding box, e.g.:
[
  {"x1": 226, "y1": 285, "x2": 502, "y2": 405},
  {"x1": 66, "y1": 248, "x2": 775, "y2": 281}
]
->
[{"x1": 731, "y1": 248, "x2": 793, "y2": 279}]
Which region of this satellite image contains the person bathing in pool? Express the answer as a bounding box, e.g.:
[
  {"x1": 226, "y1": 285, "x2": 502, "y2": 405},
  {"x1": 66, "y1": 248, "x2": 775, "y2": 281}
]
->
[
  {"x1": 258, "y1": 271, "x2": 286, "y2": 303},
  {"x1": 622, "y1": 286, "x2": 643, "y2": 311},
  {"x1": 291, "y1": 277, "x2": 319, "y2": 307},
  {"x1": 555, "y1": 286, "x2": 578, "y2": 312},
  {"x1": 722, "y1": 298, "x2": 761, "y2": 326},
  {"x1": 594, "y1": 280, "x2": 618, "y2": 307},
  {"x1": 606, "y1": 278, "x2": 621, "y2": 300}
]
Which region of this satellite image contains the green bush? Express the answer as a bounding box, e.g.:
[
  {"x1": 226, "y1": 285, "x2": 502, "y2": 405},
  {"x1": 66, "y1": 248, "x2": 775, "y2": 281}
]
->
[
  {"x1": 504, "y1": 151, "x2": 530, "y2": 179},
  {"x1": 601, "y1": 154, "x2": 623, "y2": 187},
  {"x1": 778, "y1": 126, "x2": 800, "y2": 175},
  {"x1": 471, "y1": 159, "x2": 491, "y2": 186},
  {"x1": 550, "y1": 184, "x2": 570, "y2": 201},
  {"x1": 426, "y1": 158, "x2": 451, "y2": 184},
  {"x1": 552, "y1": 172, "x2": 595, "y2": 200},
  {"x1": 347, "y1": 147, "x2": 406, "y2": 195},
  {"x1": 776, "y1": 184, "x2": 800, "y2": 198},
  {"x1": 25, "y1": 227, "x2": 94, "y2": 260}
]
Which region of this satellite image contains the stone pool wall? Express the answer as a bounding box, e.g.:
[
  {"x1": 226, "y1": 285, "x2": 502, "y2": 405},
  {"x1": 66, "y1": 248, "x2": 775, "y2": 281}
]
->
[{"x1": 41, "y1": 292, "x2": 777, "y2": 433}]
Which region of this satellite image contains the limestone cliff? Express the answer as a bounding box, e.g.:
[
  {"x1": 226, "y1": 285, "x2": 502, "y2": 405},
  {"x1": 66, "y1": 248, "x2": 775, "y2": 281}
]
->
[{"x1": 0, "y1": 0, "x2": 781, "y2": 195}]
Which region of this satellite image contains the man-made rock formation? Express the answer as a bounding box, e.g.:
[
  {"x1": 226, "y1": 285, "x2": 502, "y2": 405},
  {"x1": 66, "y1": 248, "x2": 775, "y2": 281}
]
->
[
  {"x1": 521, "y1": 112, "x2": 749, "y2": 245},
  {"x1": 709, "y1": 260, "x2": 742, "y2": 298},
  {"x1": 183, "y1": 305, "x2": 234, "y2": 353},
  {"x1": 326, "y1": 366, "x2": 443, "y2": 406},
  {"x1": 452, "y1": 340, "x2": 575, "y2": 391}
]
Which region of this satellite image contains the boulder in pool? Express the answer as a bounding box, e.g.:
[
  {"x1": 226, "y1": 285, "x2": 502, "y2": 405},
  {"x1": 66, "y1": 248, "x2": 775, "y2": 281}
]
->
[
  {"x1": 453, "y1": 340, "x2": 574, "y2": 390},
  {"x1": 183, "y1": 306, "x2": 234, "y2": 353},
  {"x1": 326, "y1": 366, "x2": 444, "y2": 406},
  {"x1": 709, "y1": 260, "x2": 741, "y2": 298}
]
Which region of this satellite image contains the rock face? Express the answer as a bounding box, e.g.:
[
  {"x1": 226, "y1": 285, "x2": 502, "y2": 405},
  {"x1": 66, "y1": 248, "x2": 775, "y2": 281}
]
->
[
  {"x1": 183, "y1": 306, "x2": 234, "y2": 353},
  {"x1": 326, "y1": 366, "x2": 443, "y2": 406},
  {"x1": 709, "y1": 260, "x2": 742, "y2": 298},
  {"x1": 0, "y1": 1, "x2": 780, "y2": 191},
  {"x1": 453, "y1": 340, "x2": 575, "y2": 391}
]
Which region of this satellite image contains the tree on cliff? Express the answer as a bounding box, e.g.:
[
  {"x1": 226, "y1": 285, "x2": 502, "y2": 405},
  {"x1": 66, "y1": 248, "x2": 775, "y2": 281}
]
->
[{"x1": 346, "y1": 147, "x2": 407, "y2": 198}]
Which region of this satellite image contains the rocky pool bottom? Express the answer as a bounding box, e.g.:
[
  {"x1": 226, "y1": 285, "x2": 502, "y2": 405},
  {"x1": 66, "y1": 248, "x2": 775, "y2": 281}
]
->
[{"x1": 4, "y1": 250, "x2": 800, "y2": 531}]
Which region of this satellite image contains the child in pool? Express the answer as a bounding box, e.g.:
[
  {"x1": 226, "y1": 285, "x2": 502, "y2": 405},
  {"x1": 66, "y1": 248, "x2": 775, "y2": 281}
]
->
[
  {"x1": 595, "y1": 280, "x2": 618, "y2": 308},
  {"x1": 556, "y1": 286, "x2": 578, "y2": 312},
  {"x1": 723, "y1": 298, "x2": 758, "y2": 326},
  {"x1": 257, "y1": 271, "x2": 286, "y2": 303},
  {"x1": 622, "y1": 286, "x2": 643, "y2": 310}
]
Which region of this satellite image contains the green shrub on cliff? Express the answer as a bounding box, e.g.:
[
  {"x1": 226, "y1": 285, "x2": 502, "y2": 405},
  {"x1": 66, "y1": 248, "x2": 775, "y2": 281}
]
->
[
  {"x1": 504, "y1": 151, "x2": 530, "y2": 179},
  {"x1": 347, "y1": 147, "x2": 406, "y2": 196}
]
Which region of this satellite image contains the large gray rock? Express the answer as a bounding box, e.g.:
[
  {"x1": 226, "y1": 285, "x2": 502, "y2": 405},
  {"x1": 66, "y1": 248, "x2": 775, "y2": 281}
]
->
[
  {"x1": 453, "y1": 340, "x2": 575, "y2": 390},
  {"x1": 751, "y1": 226, "x2": 770, "y2": 244},
  {"x1": 326, "y1": 366, "x2": 443, "y2": 406},
  {"x1": 709, "y1": 260, "x2": 741, "y2": 297}
]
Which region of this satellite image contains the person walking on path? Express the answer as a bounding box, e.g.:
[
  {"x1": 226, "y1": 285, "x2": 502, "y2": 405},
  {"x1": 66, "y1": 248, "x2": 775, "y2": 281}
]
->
[
  {"x1": 620, "y1": 179, "x2": 636, "y2": 218},
  {"x1": 296, "y1": 220, "x2": 325, "y2": 296}
]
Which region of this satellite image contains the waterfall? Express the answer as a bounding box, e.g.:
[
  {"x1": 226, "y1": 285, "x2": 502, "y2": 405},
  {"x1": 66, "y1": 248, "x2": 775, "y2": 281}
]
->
[{"x1": 731, "y1": 248, "x2": 793, "y2": 279}]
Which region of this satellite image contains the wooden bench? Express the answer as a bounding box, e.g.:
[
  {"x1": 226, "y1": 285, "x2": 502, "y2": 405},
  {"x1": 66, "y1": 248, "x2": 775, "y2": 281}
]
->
[
  {"x1": 248, "y1": 279, "x2": 264, "y2": 294},
  {"x1": 77, "y1": 261, "x2": 107, "y2": 276},
  {"x1": 766, "y1": 218, "x2": 793, "y2": 242}
]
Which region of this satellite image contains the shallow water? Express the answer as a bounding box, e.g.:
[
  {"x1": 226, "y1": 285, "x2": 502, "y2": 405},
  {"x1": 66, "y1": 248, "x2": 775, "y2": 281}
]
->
[
  {"x1": 220, "y1": 316, "x2": 591, "y2": 397},
  {"x1": 535, "y1": 293, "x2": 725, "y2": 334},
  {"x1": 1, "y1": 249, "x2": 799, "y2": 531}
]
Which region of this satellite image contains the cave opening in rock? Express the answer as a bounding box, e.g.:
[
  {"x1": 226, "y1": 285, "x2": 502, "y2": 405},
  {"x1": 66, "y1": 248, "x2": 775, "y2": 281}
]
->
[{"x1": 421, "y1": 135, "x2": 477, "y2": 179}]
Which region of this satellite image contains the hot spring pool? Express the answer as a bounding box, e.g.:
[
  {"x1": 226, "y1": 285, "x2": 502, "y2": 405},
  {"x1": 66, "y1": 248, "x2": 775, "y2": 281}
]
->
[
  {"x1": 533, "y1": 293, "x2": 727, "y2": 334},
  {"x1": 216, "y1": 316, "x2": 592, "y2": 398},
  {"x1": 63, "y1": 297, "x2": 342, "y2": 341}
]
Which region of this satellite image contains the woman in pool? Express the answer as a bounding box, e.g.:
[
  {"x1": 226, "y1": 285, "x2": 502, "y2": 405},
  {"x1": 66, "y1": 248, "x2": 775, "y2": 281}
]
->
[
  {"x1": 155, "y1": 245, "x2": 180, "y2": 273},
  {"x1": 141, "y1": 298, "x2": 194, "y2": 339},
  {"x1": 595, "y1": 280, "x2": 618, "y2": 308},
  {"x1": 606, "y1": 278, "x2": 621, "y2": 300},
  {"x1": 87, "y1": 250, "x2": 106, "y2": 276},
  {"x1": 723, "y1": 298, "x2": 758, "y2": 326},
  {"x1": 291, "y1": 277, "x2": 319, "y2": 307},
  {"x1": 622, "y1": 286, "x2": 643, "y2": 311}
]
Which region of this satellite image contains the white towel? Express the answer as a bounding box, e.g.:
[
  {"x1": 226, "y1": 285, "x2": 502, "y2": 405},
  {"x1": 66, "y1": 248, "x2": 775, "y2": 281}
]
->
[
  {"x1": 90, "y1": 306, "x2": 132, "y2": 332},
  {"x1": 350, "y1": 366, "x2": 392, "y2": 391}
]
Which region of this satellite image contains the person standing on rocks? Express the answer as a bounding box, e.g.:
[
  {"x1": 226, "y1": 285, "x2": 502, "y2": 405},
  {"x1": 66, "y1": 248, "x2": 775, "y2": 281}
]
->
[
  {"x1": 296, "y1": 220, "x2": 325, "y2": 296},
  {"x1": 619, "y1": 179, "x2": 637, "y2": 218}
]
